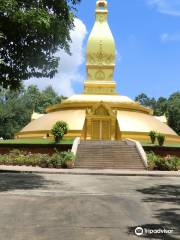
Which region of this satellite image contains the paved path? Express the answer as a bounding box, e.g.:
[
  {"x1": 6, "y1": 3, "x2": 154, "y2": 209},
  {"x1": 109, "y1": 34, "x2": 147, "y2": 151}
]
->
[
  {"x1": 0, "y1": 173, "x2": 179, "y2": 240},
  {"x1": 0, "y1": 165, "x2": 180, "y2": 176}
]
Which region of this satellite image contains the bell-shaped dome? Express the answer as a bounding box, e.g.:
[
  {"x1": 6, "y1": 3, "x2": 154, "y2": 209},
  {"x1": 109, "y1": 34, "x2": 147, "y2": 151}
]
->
[{"x1": 84, "y1": 0, "x2": 117, "y2": 95}]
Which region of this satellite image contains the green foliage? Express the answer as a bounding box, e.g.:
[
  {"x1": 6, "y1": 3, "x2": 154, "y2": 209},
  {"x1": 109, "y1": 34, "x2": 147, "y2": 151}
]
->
[
  {"x1": 51, "y1": 121, "x2": 69, "y2": 143},
  {"x1": 61, "y1": 151, "x2": 75, "y2": 168},
  {"x1": 167, "y1": 92, "x2": 180, "y2": 135},
  {"x1": 147, "y1": 152, "x2": 159, "y2": 170},
  {"x1": 48, "y1": 150, "x2": 63, "y2": 168},
  {"x1": 23, "y1": 85, "x2": 66, "y2": 113},
  {"x1": 0, "y1": 149, "x2": 75, "y2": 168},
  {"x1": 0, "y1": 87, "x2": 32, "y2": 139},
  {"x1": 155, "y1": 97, "x2": 168, "y2": 116},
  {"x1": 157, "y1": 133, "x2": 165, "y2": 147},
  {"x1": 0, "y1": 85, "x2": 66, "y2": 139},
  {"x1": 148, "y1": 131, "x2": 157, "y2": 144},
  {"x1": 0, "y1": 138, "x2": 74, "y2": 145},
  {"x1": 147, "y1": 152, "x2": 180, "y2": 171},
  {"x1": 135, "y1": 93, "x2": 156, "y2": 110},
  {"x1": 0, "y1": 0, "x2": 81, "y2": 89},
  {"x1": 135, "y1": 92, "x2": 180, "y2": 135}
]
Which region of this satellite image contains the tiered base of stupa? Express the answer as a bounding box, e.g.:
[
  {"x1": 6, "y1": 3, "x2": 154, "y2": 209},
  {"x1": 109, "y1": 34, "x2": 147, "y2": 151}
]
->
[{"x1": 16, "y1": 94, "x2": 180, "y2": 144}]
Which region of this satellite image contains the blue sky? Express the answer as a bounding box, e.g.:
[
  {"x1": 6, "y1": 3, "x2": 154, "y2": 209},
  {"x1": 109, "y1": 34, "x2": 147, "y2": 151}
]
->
[
  {"x1": 75, "y1": 0, "x2": 180, "y2": 99},
  {"x1": 27, "y1": 0, "x2": 180, "y2": 99}
]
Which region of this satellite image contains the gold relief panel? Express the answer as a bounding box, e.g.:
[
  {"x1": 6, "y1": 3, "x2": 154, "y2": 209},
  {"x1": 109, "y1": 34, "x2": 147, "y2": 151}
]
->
[
  {"x1": 96, "y1": 14, "x2": 106, "y2": 23},
  {"x1": 87, "y1": 68, "x2": 114, "y2": 80},
  {"x1": 95, "y1": 70, "x2": 105, "y2": 80},
  {"x1": 95, "y1": 105, "x2": 109, "y2": 116},
  {"x1": 87, "y1": 53, "x2": 114, "y2": 66},
  {"x1": 84, "y1": 87, "x2": 116, "y2": 94},
  {"x1": 87, "y1": 40, "x2": 114, "y2": 66}
]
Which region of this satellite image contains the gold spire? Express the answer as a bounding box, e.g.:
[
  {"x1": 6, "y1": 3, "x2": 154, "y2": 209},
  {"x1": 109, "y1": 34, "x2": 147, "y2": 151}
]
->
[{"x1": 84, "y1": 0, "x2": 117, "y2": 95}]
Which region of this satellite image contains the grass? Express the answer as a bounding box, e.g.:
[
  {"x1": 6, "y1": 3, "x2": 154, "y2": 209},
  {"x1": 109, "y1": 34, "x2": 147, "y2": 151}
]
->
[
  {"x1": 141, "y1": 141, "x2": 180, "y2": 148},
  {"x1": 1, "y1": 139, "x2": 179, "y2": 147},
  {"x1": 0, "y1": 138, "x2": 74, "y2": 145}
]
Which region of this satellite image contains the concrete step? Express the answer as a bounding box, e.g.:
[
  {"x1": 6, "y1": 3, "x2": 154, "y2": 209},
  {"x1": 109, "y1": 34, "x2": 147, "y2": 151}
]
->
[{"x1": 75, "y1": 140, "x2": 146, "y2": 170}]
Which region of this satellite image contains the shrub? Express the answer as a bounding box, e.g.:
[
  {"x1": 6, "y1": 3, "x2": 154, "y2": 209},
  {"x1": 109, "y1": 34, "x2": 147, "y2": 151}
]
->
[
  {"x1": 147, "y1": 152, "x2": 159, "y2": 170},
  {"x1": 177, "y1": 159, "x2": 180, "y2": 170},
  {"x1": 147, "y1": 152, "x2": 179, "y2": 171},
  {"x1": 49, "y1": 151, "x2": 63, "y2": 168},
  {"x1": 61, "y1": 151, "x2": 75, "y2": 169},
  {"x1": 154, "y1": 157, "x2": 178, "y2": 171},
  {"x1": 51, "y1": 121, "x2": 69, "y2": 143},
  {"x1": 164, "y1": 155, "x2": 179, "y2": 171},
  {"x1": 0, "y1": 149, "x2": 75, "y2": 169},
  {"x1": 148, "y1": 131, "x2": 157, "y2": 144},
  {"x1": 157, "y1": 133, "x2": 165, "y2": 146}
]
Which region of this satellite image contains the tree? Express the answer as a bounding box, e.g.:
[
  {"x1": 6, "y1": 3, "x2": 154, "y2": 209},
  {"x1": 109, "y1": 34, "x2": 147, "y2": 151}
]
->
[
  {"x1": 167, "y1": 92, "x2": 180, "y2": 135},
  {"x1": 0, "y1": 88, "x2": 31, "y2": 138},
  {"x1": 135, "y1": 93, "x2": 156, "y2": 110},
  {"x1": 51, "y1": 121, "x2": 68, "y2": 143},
  {"x1": 0, "y1": 32, "x2": 4, "y2": 64},
  {"x1": 0, "y1": 0, "x2": 81, "y2": 89},
  {"x1": 0, "y1": 85, "x2": 67, "y2": 138},
  {"x1": 135, "y1": 92, "x2": 180, "y2": 135},
  {"x1": 22, "y1": 85, "x2": 41, "y2": 113},
  {"x1": 135, "y1": 93, "x2": 168, "y2": 116},
  {"x1": 37, "y1": 86, "x2": 66, "y2": 113},
  {"x1": 154, "y1": 97, "x2": 168, "y2": 116},
  {"x1": 22, "y1": 85, "x2": 66, "y2": 113}
]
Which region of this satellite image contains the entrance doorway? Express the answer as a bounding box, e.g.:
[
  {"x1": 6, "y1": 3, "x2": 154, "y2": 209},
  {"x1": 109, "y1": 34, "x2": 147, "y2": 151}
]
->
[
  {"x1": 92, "y1": 119, "x2": 111, "y2": 140},
  {"x1": 85, "y1": 102, "x2": 117, "y2": 141}
]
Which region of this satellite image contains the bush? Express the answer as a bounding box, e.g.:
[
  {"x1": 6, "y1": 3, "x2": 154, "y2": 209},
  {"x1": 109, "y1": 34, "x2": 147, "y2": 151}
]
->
[
  {"x1": 157, "y1": 133, "x2": 165, "y2": 146},
  {"x1": 49, "y1": 151, "x2": 63, "y2": 168},
  {"x1": 147, "y1": 152, "x2": 179, "y2": 171},
  {"x1": 61, "y1": 151, "x2": 75, "y2": 168},
  {"x1": 51, "y1": 121, "x2": 68, "y2": 143},
  {"x1": 147, "y1": 152, "x2": 159, "y2": 170},
  {"x1": 148, "y1": 131, "x2": 157, "y2": 144},
  {"x1": 0, "y1": 149, "x2": 75, "y2": 169}
]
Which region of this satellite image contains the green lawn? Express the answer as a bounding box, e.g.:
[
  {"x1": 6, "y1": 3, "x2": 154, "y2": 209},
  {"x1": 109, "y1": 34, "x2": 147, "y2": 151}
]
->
[
  {"x1": 141, "y1": 142, "x2": 180, "y2": 148},
  {"x1": 0, "y1": 138, "x2": 74, "y2": 145}
]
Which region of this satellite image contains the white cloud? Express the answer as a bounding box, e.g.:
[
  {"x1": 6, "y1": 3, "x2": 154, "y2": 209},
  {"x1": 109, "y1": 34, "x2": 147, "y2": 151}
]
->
[
  {"x1": 25, "y1": 18, "x2": 87, "y2": 96},
  {"x1": 160, "y1": 32, "x2": 180, "y2": 42},
  {"x1": 148, "y1": 0, "x2": 180, "y2": 16}
]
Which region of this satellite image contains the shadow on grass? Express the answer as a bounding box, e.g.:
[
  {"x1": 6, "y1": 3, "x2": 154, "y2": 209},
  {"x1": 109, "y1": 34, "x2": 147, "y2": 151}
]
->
[
  {"x1": 128, "y1": 185, "x2": 180, "y2": 240},
  {"x1": 0, "y1": 173, "x2": 46, "y2": 192}
]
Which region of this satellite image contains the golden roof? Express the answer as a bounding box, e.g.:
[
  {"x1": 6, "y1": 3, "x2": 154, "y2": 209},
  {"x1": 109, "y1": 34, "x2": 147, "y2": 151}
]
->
[
  {"x1": 18, "y1": 107, "x2": 178, "y2": 141},
  {"x1": 63, "y1": 94, "x2": 133, "y2": 103},
  {"x1": 46, "y1": 94, "x2": 152, "y2": 114},
  {"x1": 117, "y1": 111, "x2": 176, "y2": 135},
  {"x1": 155, "y1": 115, "x2": 167, "y2": 124},
  {"x1": 31, "y1": 111, "x2": 44, "y2": 121},
  {"x1": 21, "y1": 110, "x2": 86, "y2": 132}
]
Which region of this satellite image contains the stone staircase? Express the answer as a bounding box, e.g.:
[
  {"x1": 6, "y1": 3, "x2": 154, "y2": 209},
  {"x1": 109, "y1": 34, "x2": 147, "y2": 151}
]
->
[{"x1": 75, "y1": 140, "x2": 146, "y2": 170}]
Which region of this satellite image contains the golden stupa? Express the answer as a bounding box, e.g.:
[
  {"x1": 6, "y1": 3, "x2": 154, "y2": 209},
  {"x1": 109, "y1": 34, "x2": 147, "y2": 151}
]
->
[{"x1": 17, "y1": 0, "x2": 180, "y2": 144}]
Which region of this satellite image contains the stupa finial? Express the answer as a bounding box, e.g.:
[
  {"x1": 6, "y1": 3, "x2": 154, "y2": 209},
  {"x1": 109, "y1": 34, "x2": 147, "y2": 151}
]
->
[{"x1": 96, "y1": 0, "x2": 108, "y2": 13}]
